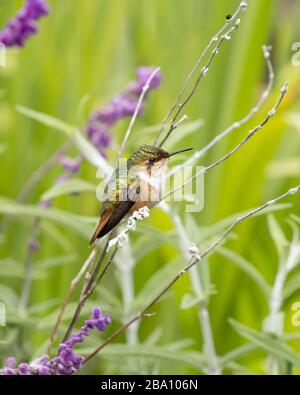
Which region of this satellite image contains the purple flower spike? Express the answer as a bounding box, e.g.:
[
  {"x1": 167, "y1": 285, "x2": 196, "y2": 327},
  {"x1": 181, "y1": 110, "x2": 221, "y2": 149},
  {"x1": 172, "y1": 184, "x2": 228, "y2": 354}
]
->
[
  {"x1": 0, "y1": 0, "x2": 50, "y2": 48},
  {"x1": 85, "y1": 307, "x2": 111, "y2": 332},
  {"x1": 18, "y1": 363, "x2": 30, "y2": 375},
  {"x1": 25, "y1": 0, "x2": 50, "y2": 19},
  {"x1": 5, "y1": 357, "x2": 16, "y2": 369},
  {"x1": 137, "y1": 67, "x2": 162, "y2": 90},
  {"x1": 85, "y1": 121, "x2": 112, "y2": 156},
  {"x1": 0, "y1": 307, "x2": 111, "y2": 375}
]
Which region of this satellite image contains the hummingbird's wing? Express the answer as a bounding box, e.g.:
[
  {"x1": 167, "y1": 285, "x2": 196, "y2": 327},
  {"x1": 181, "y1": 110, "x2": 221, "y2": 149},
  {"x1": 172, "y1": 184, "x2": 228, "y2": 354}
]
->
[{"x1": 89, "y1": 173, "x2": 140, "y2": 245}]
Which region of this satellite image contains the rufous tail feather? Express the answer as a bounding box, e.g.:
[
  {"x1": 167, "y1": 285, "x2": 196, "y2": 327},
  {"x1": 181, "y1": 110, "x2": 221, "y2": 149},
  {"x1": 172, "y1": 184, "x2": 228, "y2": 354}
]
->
[{"x1": 89, "y1": 211, "x2": 111, "y2": 246}]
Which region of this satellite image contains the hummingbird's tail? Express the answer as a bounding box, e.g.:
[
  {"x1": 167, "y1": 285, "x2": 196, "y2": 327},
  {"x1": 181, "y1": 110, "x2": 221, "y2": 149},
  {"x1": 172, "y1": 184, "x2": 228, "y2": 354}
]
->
[
  {"x1": 89, "y1": 198, "x2": 137, "y2": 246},
  {"x1": 89, "y1": 228, "x2": 100, "y2": 246},
  {"x1": 89, "y1": 212, "x2": 111, "y2": 246}
]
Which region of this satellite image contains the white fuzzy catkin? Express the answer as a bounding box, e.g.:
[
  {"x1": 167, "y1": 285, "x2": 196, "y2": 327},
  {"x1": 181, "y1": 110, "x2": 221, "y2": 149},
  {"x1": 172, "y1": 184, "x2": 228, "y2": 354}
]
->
[{"x1": 108, "y1": 207, "x2": 150, "y2": 250}]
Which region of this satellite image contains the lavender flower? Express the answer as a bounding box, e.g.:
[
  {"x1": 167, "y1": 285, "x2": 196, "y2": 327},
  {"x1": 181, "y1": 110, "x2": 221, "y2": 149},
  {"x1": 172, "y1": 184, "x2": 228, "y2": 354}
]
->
[
  {"x1": 0, "y1": 0, "x2": 50, "y2": 48},
  {"x1": 0, "y1": 307, "x2": 111, "y2": 375},
  {"x1": 85, "y1": 66, "x2": 162, "y2": 154}
]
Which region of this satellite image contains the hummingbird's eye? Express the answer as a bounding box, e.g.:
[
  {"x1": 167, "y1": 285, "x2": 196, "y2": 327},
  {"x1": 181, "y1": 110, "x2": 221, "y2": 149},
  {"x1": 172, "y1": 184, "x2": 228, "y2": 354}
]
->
[{"x1": 147, "y1": 158, "x2": 155, "y2": 166}]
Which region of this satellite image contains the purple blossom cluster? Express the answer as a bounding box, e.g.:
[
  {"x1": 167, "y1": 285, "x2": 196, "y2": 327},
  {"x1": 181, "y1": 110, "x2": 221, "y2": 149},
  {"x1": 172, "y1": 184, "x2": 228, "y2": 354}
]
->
[
  {"x1": 0, "y1": 0, "x2": 50, "y2": 48},
  {"x1": 85, "y1": 66, "x2": 162, "y2": 156},
  {"x1": 0, "y1": 307, "x2": 111, "y2": 375}
]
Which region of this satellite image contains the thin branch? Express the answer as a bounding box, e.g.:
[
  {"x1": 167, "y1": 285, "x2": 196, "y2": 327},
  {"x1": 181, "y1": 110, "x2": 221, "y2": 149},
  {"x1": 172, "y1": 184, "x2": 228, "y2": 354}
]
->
[
  {"x1": 92, "y1": 245, "x2": 119, "y2": 292},
  {"x1": 156, "y1": 1, "x2": 248, "y2": 148},
  {"x1": 47, "y1": 249, "x2": 96, "y2": 354},
  {"x1": 62, "y1": 235, "x2": 112, "y2": 342},
  {"x1": 84, "y1": 184, "x2": 300, "y2": 364},
  {"x1": 118, "y1": 67, "x2": 161, "y2": 158},
  {"x1": 163, "y1": 82, "x2": 288, "y2": 201},
  {"x1": 167, "y1": 44, "x2": 274, "y2": 178}
]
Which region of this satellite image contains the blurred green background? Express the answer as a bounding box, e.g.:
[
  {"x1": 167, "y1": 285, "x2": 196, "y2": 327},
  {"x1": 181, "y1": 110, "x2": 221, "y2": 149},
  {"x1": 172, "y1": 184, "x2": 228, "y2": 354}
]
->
[{"x1": 1, "y1": 0, "x2": 300, "y2": 375}]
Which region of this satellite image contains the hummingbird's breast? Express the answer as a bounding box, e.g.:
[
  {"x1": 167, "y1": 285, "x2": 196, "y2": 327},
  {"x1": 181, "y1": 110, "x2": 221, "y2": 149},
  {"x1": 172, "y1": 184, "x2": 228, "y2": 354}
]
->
[{"x1": 130, "y1": 169, "x2": 166, "y2": 212}]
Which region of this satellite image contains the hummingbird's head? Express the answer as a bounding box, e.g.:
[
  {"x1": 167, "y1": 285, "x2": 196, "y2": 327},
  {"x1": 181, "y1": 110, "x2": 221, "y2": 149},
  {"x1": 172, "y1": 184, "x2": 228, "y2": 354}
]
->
[{"x1": 128, "y1": 145, "x2": 193, "y2": 176}]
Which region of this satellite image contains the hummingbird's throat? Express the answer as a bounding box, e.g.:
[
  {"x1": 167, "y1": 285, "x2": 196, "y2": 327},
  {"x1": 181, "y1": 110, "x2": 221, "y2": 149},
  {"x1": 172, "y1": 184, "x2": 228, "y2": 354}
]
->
[{"x1": 136, "y1": 160, "x2": 168, "y2": 204}]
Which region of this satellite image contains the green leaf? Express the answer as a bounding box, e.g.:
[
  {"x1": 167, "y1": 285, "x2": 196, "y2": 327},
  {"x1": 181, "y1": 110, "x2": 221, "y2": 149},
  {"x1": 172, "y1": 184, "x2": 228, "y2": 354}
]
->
[
  {"x1": 135, "y1": 223, "x2": 175, "y2": 244},
  {"x1": 28, "y1": 299, "x2": 60, "y2": 315},
  {"x1": 283, "y1": 272, "x2": 300, "y2": 301},
  {"x1": 180, "y1": 293, "x2": 204, "y2": 310},
  {"x1": 35, "y1": 255, "x2": 76, "y2": 271},
  {"x1": 80, "y1": 344, "x2": 205, "y2": 371},
  {"x1": 16, "y1": 106, "x2": 112, "y2": 172},
  {"x1": 40, "y1": 222, "x2": 74, "y2": 253},
  {"x1": 0, "y1": 285, "x2": 19, "y2": 307},
  {"x1": 132, "y1": 257, "x2": 185, "y2": 312},
  {"x1": 217, "y1": 247, "x2": 271, "y2": 297},
  {"x1": 17, "y1": 105, "x2": 75, "y2": 135},
  {"x1": 220, "y1": 343, "x2": 257, "y2": 367},
  {"x1": 41, "y1": 178, "x2": 96, "y2": 201},
  {"x1": 284, "y1": 332, "x2": 300, "y2": 341},
  {"x1": 0, "y1": 196, "x2": 96, "y2": 239},
  {"x1": 0, "y1": 258, "x2": 23, "y2": 278},
  {"x1": 291, "y1": 214, "x2": 300, "y2": 227},
  {"x1": 144, "y1": 327, "x2": 163, "y2": 345},
  {"x1": 132, "y1": 234, "x2": 168, "y2": 262},
  {"x1": 267, "y1": 214, "x2": 288, "y2": 259},
  {"x1": 230, "y1": 319, "x2": 300, "y2": 367},
  {"x1": 201, "y1": 203, "x2": 292, "y2": 243}
]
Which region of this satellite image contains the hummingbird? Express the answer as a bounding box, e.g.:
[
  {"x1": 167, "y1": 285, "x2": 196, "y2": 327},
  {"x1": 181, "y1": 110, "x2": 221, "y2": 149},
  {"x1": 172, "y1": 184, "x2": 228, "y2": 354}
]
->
[{"x1": 89, "y1": 145, "x2": 193, "y2": 245}]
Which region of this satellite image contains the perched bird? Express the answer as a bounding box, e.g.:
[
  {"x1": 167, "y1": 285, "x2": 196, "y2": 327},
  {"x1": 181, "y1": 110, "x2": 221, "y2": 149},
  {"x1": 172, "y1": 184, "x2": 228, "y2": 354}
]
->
[{"x1": 89, "y1": 145, "x2": 192, "y2": 245}]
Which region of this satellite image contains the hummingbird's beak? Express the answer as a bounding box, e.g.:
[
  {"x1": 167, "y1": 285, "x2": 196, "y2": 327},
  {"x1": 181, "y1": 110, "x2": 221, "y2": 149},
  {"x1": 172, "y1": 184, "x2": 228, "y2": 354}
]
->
[{"x1": 167, "y1": 147, "x2": 193, "y2": 158}]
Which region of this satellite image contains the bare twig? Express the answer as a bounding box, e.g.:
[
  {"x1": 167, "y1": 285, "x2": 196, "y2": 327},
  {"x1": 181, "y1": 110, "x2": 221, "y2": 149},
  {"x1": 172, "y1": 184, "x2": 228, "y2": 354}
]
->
[
  {"x1": 92, "y1": 245, "x2": 119, "y2": 291},
  {"x1": 163, "y1": 82, "x2": 288, "y2": 201},
  {"x1": 62, "y1": 235, "x2": 112, "y2": 342},
  {"x1": 118, "y1": 67, "x2": 161, "y2": 158},
  {"x1": 84, "y1": 184, "x2": 300, "y2": 364},
  {"x1": 155, "y1": 1, "x2": 248, "y2": 148},
  {"x1": 167, "y1": 44, "x2": 274, "y2": 178},
  {"x1": 47, "y1": 249, "x2": 97, "y2": 354}
]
